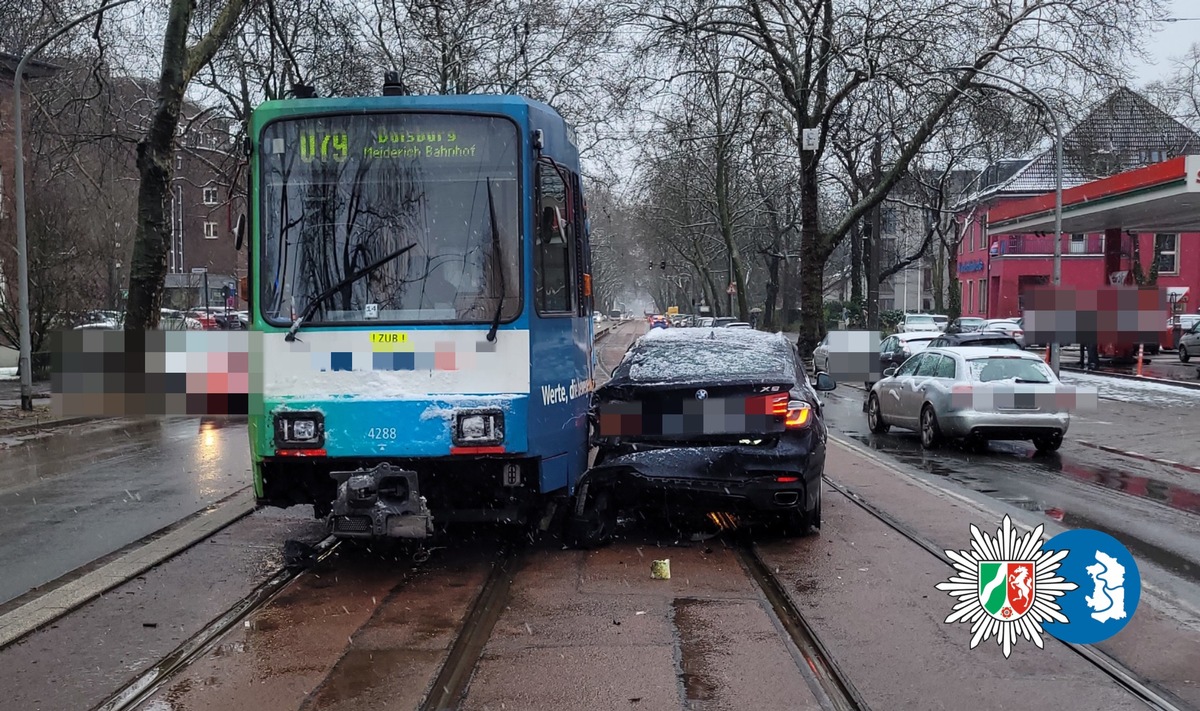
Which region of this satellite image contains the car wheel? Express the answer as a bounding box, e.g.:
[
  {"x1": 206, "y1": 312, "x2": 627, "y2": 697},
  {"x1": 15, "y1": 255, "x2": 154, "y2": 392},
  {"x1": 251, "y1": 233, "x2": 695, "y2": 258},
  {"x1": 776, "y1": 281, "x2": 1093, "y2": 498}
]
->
[
  {"x1": 1033, "y1": 432, "x2": 1063, "y2": 454},
  {"x1": 1180, "y1": 345, "x2": 1191, "y2": 363},
  {"x1": 920, "y1": 405, "x2": 943, "y2": 450},
  {"x1": 867, "y1": 394, "x2": 890, "y2": 434},
  {"x1": 565, "y1": 487, "x2": 616, "y2": 549}
]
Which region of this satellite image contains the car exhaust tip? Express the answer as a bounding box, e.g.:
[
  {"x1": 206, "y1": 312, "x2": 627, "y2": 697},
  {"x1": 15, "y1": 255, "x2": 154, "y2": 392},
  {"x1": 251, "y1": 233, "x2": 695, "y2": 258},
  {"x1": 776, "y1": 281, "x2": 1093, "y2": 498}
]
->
[{"x1": 773, "y1": 491, "x2": 799, "y2": 507}]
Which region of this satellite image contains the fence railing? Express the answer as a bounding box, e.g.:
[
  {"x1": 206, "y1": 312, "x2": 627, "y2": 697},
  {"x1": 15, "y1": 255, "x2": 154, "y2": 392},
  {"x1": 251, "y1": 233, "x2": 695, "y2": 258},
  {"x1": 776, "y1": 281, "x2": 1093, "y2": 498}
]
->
[{"x1": 990, "y1": 234, "x2": 1107, "y2": 256}]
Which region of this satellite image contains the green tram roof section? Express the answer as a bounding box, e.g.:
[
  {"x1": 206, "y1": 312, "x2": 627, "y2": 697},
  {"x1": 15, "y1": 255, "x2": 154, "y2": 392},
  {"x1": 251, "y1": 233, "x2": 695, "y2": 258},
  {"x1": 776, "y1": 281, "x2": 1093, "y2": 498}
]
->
[{"x1": 986, "y1": 155, "x2": 1200, "y2": 235}]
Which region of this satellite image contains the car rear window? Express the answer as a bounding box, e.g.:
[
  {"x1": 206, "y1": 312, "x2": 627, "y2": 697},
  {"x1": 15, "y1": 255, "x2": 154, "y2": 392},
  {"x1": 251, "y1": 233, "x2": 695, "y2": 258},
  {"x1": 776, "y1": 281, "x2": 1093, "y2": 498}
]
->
[
  {"x1": 968, "y1": 357, "x2": 1053, "y2": 383},
  {"x1": 614, "y1": 332, "x2": 792, "y2": 384},
  {"x1": 905, "y1": 338, "x2": 935, "y2": 352}
]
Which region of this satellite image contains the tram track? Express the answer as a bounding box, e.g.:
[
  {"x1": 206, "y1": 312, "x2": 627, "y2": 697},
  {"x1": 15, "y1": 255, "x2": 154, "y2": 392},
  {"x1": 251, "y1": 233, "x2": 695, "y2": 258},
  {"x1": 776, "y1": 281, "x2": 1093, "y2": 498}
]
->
[
  {"x1": 92, "y1": 535, "x2": 341, "y2": 711},
  {"x1": 418, "y1": 546, "x2": 522, "y2": 711},
  {"x1": 736, "y1": 544, "x2": 871, "y2": 711},
  {"x1": 821, "y1": 471, "x2": 1193, "y2": 711}
]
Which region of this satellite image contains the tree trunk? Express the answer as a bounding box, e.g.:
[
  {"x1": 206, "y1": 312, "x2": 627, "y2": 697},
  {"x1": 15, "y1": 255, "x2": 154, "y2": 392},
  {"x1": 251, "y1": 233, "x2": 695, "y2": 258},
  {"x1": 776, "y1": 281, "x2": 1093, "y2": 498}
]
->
[
  {"x1": 795, "y1": 157, "x2": 824, "y2": 356},
  {"x1": 850, "y1": 221, "x2": 862, "y2": 305},
  {"x1": 124, "y1": 0, "x2": 194, "y2": 332},
  {"x1": 124, "y1": 0, "x2": 246, "y2": 330},
  {"x1": 763, "y1": 254, "x2": 781, "y2": 330},
  {"x1": 946, "y1": 251, "x2": 961, "y2": 321},
  {"x1": 933, "y1": 240, "x2": 945, "y2": 312}
]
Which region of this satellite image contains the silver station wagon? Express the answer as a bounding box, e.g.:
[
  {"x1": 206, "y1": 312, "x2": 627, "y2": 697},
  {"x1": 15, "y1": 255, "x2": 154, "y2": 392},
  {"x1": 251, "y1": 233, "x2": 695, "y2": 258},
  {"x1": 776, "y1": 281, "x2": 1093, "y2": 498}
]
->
[{"x1": 866, "y1": 347, "x2": 1076, "y2": 453}]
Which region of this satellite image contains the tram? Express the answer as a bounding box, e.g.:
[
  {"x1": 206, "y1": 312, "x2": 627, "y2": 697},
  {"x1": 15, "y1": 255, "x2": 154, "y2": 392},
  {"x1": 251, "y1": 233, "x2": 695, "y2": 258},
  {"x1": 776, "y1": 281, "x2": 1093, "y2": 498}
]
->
[{"x1": 241, "y1": 78, "x2": 597, "y2": 541}]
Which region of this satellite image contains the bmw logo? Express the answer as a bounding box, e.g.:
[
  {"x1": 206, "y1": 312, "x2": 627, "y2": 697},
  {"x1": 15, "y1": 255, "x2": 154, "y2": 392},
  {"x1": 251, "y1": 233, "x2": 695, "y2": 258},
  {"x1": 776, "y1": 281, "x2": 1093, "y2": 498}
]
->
[{"x1": 695, "y1": 389, "x2": 708, "y2": 400}]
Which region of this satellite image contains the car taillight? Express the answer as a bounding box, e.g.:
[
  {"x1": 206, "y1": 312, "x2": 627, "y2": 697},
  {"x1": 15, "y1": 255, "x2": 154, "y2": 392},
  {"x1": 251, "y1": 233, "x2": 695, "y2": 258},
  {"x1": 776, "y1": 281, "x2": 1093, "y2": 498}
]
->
[
  {"x1": 747, "y1": 393, "x2": 790, "y2": 416},
  {"x1": 785, "y1": 401, "x2": 812, "y2": 428},
  {"x1": 1013, "y1": 330, "x2": 1023, "y2": 337}
]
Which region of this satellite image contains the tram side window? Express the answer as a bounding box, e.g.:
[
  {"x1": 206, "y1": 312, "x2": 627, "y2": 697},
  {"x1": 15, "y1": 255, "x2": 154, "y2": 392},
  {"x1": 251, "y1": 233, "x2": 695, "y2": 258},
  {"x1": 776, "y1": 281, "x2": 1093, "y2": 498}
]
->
[{"x1": 535, "y1": 163, "x2": 576, "y2": 315}]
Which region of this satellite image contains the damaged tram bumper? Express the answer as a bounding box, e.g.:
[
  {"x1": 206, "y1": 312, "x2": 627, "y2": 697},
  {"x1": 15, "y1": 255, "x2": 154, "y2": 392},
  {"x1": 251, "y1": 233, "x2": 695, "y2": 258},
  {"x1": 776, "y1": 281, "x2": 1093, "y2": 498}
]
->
[{"x1": 328, "y1": 463, "x2": 435, "y2": 539}]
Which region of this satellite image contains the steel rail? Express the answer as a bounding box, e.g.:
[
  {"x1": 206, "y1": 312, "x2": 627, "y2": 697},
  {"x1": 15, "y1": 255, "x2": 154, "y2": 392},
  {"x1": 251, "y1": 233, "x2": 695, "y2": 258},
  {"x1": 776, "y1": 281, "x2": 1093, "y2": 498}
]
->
[{"x1": 822, "y1": 474, "x2": 1191, "y2": 711}]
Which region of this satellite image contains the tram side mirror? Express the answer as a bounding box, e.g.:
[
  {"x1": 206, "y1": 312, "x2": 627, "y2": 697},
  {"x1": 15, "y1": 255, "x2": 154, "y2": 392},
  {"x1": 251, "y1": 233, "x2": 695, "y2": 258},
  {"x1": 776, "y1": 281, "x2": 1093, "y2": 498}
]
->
[{"x1": 234, "y1": 214, "x2": 246, "y2": 251}]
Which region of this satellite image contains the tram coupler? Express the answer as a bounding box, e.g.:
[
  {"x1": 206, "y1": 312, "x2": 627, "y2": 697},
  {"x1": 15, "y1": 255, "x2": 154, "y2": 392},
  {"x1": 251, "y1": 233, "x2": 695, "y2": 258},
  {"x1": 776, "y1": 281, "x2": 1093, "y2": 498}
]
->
[{"x1": 328, "y1": 463, "x2": 434, "y2": 539}]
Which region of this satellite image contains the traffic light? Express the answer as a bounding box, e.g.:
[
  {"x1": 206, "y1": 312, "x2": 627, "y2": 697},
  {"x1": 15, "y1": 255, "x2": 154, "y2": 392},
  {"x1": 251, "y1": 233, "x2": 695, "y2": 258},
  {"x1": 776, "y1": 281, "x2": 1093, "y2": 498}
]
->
[{"x1": 660, "y1": 261, "x2": 666, "y2": 270}]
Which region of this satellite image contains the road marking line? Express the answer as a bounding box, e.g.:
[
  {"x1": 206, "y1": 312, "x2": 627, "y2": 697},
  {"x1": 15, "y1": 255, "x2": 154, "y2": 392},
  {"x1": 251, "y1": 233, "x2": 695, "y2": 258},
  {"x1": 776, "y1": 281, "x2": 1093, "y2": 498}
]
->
[{"x1": 0, "y1": 489, "x2": 256, "y2": 649}]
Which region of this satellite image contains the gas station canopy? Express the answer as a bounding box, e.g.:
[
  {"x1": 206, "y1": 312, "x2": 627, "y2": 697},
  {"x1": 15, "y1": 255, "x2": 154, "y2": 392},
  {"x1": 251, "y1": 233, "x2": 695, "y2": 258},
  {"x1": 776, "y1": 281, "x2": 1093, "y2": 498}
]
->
[{"x1": 987, "y1": 155, "x2": 1200, "y2": 235}]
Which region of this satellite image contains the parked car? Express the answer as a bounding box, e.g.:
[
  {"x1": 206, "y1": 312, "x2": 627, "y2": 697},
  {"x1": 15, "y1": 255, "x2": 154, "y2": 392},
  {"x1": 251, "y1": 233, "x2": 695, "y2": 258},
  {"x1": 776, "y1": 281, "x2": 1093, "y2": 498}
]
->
[
  {"x1": 712, "y1": 317, "x2": 738, "y2": 328},
  {"x1": 1177, "y1": 320, "x2": 1200, "y2": 362},
  {"x1": 1164, "y1": 314, "x2": 1200, "y2": 351},
  {"x1": 931, "y1": 314, "x2": 949, "y2": 331},
  {"x1": 698, "y1": 317, "x2": 716, "y2": 327},
  {"x1": 878, "y1": 332, "x2": 939, "y2": 375},
  {"x1": 725, "y1": 322, "x2": 752, "y2": 329},
  {"x1": 897, "y1": 313, "x2": 941, "y2": 333},
  {"x1": 578, "y1": 327, "x2": 837, "y2": 544},
  {"x1": 979, "y1": 319, "x2": 1025, "y2": 348},
  {"x1": 866, "y1": 347, "x2": 1069, "y2": 453},
  {"x1": 926, "y1": 332, "x2": 1022, "y2": 350},
  {"x1": 944, "y1": 317, "x2": 987, "y2": 334}
]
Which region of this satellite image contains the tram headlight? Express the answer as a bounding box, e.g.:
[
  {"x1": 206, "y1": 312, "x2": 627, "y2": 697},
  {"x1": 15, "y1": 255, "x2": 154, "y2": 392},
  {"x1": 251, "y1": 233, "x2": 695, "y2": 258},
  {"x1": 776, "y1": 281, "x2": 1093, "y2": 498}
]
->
[
  {"x1": 454, "y1": 409, "x2": 504, "y2": 446},
  {"x1": 274, "y1": 411, "x2": 325, "y2": 449}
]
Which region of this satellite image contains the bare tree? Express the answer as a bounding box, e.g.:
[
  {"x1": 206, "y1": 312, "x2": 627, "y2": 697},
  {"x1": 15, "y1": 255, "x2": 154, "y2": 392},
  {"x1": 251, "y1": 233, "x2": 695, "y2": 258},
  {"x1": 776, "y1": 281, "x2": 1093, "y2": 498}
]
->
[
  {"x1": 124, "y1": 0, "x2": 248, "y2": 330},
  {"x1": 648, "y1": 0, "x2": 1166, "y2": 354}
]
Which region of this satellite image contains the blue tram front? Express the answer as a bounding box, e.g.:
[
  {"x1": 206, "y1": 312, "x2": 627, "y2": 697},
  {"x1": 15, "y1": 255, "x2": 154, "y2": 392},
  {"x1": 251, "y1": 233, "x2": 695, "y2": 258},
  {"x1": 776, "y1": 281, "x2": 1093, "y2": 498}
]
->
[{"x1": 245, "y1": 91, "x2": 595, "y2": 539}]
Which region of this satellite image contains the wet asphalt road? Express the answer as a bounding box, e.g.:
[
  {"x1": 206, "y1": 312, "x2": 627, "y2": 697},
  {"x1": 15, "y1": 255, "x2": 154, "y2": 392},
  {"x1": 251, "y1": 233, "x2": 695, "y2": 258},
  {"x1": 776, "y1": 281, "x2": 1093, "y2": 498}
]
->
[
  {"x1": 0, "y1": 417, "x2": 251, "y2": 605},
  {"x1": 3, "y1": 322, "x2": 1200, "y2": 709},
  {"x1": 818, "y1": 382, "x2": 1200, "y2": 614}
]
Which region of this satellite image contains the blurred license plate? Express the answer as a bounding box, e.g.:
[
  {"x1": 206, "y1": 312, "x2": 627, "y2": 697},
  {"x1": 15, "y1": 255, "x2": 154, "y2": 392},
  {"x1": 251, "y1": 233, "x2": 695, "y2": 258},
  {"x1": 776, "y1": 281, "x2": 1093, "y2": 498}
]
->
[{"x1": 597, "y1": 397, "x2": 776, "y2": 436}]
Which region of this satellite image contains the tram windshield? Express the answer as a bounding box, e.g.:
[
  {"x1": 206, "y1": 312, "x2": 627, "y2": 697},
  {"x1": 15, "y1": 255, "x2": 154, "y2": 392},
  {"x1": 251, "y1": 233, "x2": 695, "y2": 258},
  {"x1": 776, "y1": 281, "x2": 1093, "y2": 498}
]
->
[{"x1": 259, "y1": 113, "x2": 522, "y2": 326}]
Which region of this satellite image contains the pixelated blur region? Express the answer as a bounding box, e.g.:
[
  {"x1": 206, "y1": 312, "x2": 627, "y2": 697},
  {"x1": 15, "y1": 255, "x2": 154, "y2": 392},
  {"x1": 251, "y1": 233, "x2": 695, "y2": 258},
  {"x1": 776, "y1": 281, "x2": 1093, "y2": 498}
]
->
[
  {"x1": 818, "y1": 330, "x2": 881, "y2": 382},
  {"x1": 597, "y1": 395, "x2": 784, "y2": 437},
  {"x1": 50, "y1": 330, "x2": 253, "y2": 417},
  {"x1": 948, "y1": 383, "x2": 1099, "y2": 413},
  {"x1": 1023, "y1": 286, "x2": 1164, "y2": 344}
]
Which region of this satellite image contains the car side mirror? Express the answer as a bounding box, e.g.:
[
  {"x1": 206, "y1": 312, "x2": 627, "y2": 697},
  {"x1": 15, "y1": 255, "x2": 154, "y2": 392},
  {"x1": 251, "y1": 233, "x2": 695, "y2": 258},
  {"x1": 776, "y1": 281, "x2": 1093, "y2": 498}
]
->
[
  {"x1": 234, "y1": 214, "x2": 246, "y2": 251},
  {"x1": 813, "y1": 372, "x2": 837, "y2": 391},
  {"x1": 883, "y1": 367, "x2": 897, "y2": 378}
]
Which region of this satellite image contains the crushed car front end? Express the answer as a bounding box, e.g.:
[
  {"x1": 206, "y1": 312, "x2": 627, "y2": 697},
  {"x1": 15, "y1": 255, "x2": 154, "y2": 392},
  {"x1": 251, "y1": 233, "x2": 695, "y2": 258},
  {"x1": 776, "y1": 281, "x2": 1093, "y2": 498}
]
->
[{"x1": 576, "y1": 329, "x2": 834, "y2": 531}]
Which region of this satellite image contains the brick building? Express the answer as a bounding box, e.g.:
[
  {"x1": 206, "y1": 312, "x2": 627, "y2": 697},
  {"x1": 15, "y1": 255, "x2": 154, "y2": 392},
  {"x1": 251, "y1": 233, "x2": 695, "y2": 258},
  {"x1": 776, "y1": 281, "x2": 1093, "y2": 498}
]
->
[{"x1": 954, "y1": 88, "x2": 1200, "y2": 319}]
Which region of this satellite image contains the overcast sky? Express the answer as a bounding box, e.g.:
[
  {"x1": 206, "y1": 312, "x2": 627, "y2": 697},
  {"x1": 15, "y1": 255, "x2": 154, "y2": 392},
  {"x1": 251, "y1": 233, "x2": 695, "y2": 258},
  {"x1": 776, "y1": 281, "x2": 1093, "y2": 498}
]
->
[{"x1": 1130, "y1": 0, "x2": 1199, "y2": 86}]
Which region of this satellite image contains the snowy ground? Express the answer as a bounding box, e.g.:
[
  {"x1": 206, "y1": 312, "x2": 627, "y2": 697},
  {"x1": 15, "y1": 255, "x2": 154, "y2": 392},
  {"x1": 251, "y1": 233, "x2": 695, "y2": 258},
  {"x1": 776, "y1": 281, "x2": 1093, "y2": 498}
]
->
[
  {"x1": 1058, "y1": 370, "x2": 1200, "y2": 408},
  {"x1": 0, "y1": 367, "x2": 15, "y2": 381}
]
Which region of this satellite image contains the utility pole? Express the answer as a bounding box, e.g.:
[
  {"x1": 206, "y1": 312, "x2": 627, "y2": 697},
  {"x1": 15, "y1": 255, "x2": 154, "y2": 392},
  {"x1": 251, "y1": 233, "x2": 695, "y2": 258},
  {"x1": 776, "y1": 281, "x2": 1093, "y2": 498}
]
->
[
  {"x1": 11, "y1": 0, "x2": 137, "y2": 410},
  {"x1": 866, "y1": 137, "x2": 882, "y2": 330}
]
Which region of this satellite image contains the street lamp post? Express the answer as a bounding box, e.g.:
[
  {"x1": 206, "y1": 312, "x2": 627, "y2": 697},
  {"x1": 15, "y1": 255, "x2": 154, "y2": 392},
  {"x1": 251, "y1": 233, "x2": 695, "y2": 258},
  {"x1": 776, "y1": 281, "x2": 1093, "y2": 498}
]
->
[
  {"x1": 11, "y1": 0, "x2": 138, "y2": 410},
  {"x1": 955, "y1": 67, "x2": 1063, "y2": 376}
]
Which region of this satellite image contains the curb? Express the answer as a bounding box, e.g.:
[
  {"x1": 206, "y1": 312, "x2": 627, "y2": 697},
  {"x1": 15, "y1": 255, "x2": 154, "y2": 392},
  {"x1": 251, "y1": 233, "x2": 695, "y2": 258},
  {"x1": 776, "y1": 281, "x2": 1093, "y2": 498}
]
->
[
  {"x1": 1075, "y1": 440, "x2": 1200, "y2": 476},
  {"x1": 0, "y1": 415, "x2": 115, "y2": 438},
  {"x1": 1059, "y1": 365, "x2": 1200, "y2": 391},
  {"x1": 0, "y1": 488, "x2": 256, "y2": 649}
]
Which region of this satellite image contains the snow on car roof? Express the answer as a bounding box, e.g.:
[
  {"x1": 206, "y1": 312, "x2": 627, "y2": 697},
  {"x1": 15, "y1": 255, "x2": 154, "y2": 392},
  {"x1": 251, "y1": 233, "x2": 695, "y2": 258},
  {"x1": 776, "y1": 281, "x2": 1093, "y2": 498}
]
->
[{"x1": 612, "y1": 328, "x2": 794, "y2": 385}]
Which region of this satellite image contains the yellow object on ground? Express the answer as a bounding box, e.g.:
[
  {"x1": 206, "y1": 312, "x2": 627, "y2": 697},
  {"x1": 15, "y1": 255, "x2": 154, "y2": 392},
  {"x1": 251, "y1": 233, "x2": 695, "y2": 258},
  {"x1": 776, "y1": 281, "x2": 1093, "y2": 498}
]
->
[{"x1": 651, "y1": 559, "x2": 671, "y2": 579}]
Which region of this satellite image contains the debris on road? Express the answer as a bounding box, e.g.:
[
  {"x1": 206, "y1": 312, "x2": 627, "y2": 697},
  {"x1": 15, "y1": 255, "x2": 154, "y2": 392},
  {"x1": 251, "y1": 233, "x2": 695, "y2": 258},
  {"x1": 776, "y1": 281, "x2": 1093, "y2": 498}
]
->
[{"x1": 651, "y1": 559, "x2": 670, "y2": 579}]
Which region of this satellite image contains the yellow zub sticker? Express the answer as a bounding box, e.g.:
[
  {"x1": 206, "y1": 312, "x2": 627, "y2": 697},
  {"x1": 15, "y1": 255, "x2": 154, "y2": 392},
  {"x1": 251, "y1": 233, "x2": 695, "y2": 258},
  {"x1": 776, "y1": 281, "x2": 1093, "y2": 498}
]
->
[{"x1": 370, "y1": 332, "x2": 410, "y2": 352}]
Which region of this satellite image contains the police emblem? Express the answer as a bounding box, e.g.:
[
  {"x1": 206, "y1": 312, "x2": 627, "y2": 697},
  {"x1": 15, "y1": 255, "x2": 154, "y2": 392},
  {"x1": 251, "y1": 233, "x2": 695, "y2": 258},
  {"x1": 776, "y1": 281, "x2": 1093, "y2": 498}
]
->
[{"x1": 936, "y1": 515, "x2": 1078, "y2": 657}]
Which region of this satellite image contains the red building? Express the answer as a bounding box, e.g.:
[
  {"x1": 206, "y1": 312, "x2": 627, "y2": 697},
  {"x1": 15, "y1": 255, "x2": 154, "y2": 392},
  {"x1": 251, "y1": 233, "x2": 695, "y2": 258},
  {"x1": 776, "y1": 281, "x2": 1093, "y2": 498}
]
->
[{"x1": 954, "y1": 88, "x2": 1200, "y2": 319}]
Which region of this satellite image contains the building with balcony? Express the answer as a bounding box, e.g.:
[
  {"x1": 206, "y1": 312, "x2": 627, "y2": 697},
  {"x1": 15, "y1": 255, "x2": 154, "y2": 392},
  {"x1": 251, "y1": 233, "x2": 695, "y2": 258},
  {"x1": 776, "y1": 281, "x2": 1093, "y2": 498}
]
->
[{"x1": 955, "y1": 88, "x2": 1200, "y2": 319}]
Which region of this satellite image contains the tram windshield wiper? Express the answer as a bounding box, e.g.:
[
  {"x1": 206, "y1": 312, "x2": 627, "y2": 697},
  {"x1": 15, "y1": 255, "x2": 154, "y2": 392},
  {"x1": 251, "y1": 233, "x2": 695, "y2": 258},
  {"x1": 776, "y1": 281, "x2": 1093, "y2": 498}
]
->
[
  {"x1": 284, "y1": 242, "x2": 417, "y2": 342},
  {"x1": 485, "y1": 178, "x2": 505, "y2": 343}
]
